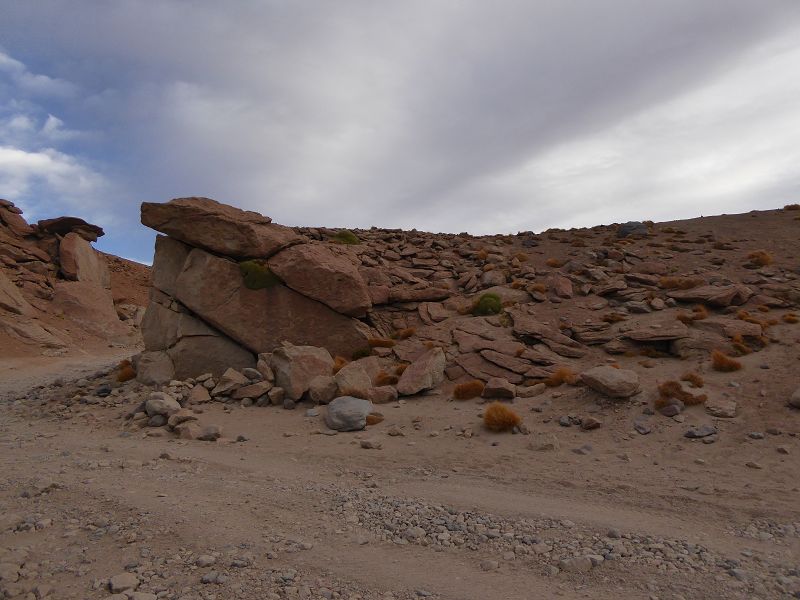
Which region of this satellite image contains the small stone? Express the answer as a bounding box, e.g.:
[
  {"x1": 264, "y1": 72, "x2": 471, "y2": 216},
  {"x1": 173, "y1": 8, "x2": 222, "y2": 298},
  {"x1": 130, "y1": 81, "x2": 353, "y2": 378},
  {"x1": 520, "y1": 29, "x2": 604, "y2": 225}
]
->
[
  {"x1": 108, "y1": 572, "x2": 139, "y2": 593},
  {"x1": 581, "y1": 416, "x2": 602, "y2": 431},
  {"x1": 745, "y1": 461, "x2": 762, "y2": 469},
  {"x1": 633, "y1": 420, "x2": 652, "y2": 435},
  {"x1": 360, "y1": 439, "x2": 382, "y2": 450},
  {"x1": 480, "y1": 560, "x2": 499, "y2": 571},
  {"x1": 777, "y1": 446, "x2": 789, "y2": 455},
  {"x1": 195, "y1": 555, "x2": 216, "y2": 567},
  {"x1": 685, "y1": 425, "x2": 717, "y2": 439},
  {"x1": 558, "y1": 556, "x2": 593, "y2": 573},
  {"x1": 197, "y1": 425, "x2": 222, "y2": 441}
]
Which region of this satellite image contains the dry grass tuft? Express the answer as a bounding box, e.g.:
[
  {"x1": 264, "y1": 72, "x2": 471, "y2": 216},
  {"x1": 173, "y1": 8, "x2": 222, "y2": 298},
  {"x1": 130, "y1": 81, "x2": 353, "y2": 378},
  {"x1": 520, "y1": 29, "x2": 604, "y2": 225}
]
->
[
  {"x1": 680, "y1": 371, "x2": 704, "y2": 388},
  {"x1": 453, "y1": 380, "x2": 485, "y2": 400},
  {"x1": 510, "y1": 279, "x2": 525, "y2": 289},
  {"x1": 658, "y1": 276, "x2": 705, "y2": 290},
  {"x1": 483, "y1": 402, "x2": 522, "y2": 432},
  {"x1": 368, "y1": 337, "x2": 396, "y2": 348},
  {"x1": 711, "y1": 350, "x2": 742, "y2": 372},
  {"x1": 528, "y1": 282, "x2": 548, "y2": 294},
  {"x1": 676, "y1": 304, "x2": 709, "y2": 325},
  {"x1": 117, "y1": 360, "x2": 136, "y2": 383},
  {"x1": 657, "y1": 380, "x2": 707, "y2": 406},
  {"x1": 476, "y1": 249, "x2": 488, "y2": 261},
  {"x1": 512, "y1": 252, "x2": 529, "y2": 262},
  {"x1": 731, "y1": 333, "x2": 752, "y2": 356},
  {"x1": 783, "y1": 313, "x2": 799, "y2": 324},
  {"x1": 332, "y1": 356, "x2": 349, "y2": 374},
  {"x1": 395, "y1": 363, "x2": 409, "y2": 376},
  {"x1": 392, "y1": 327, "x2": 416, "y2": 340},
  {"x1": 544, "y1": 366, "x2": 578, "y2": 387},
  {"x1": 755, "y1": 304, "x2": 771, "y2": 313},
  {"x1": 747, "y1": 250, "x2": 773, "y2": 267},
  {"x1": 545, "y1": 257, "x2": 566, "y2": 268},
  {"x1": 374, "y1": 371, "x2": 399, "y2": 386}
]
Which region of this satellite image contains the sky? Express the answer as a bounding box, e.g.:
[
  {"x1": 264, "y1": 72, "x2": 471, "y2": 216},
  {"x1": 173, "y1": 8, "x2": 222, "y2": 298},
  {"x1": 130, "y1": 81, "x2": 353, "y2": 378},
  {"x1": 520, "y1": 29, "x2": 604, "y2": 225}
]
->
[{"x1": 1, "y1": 1, "x2": 800, "y2": 264}]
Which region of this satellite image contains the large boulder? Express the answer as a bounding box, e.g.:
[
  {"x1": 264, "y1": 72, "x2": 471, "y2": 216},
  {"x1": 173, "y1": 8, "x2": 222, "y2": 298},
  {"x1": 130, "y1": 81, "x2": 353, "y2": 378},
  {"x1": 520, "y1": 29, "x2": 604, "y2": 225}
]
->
[
  {"x1": 581, "y1": 366, "x2": 640, "y2": 398},
  {"x1": 37, "y1": 216, "x2": 104, "y2": 241},
  {"x1": 269, "y1": 244, "x2": 371, "y2": 317},
  {"x1": 141, "y1": 197, "x2": 301, "y2": 259},
  {"x1": 173, "y1": 248, "x2": 371, "y2": 356},
  {"x1": 151, "y1": 235, "x2": 191, "y2": 297},
  {"x1": 270, "y1": 343, "x2": 334, "y2": 401},
  {"x1": 51, "y1": 281, "x2": 128, "y2": 338},
  {"x1": 397, "y1": 347, "x2": 446, "y2": 396},
  {"x1": 333, "y1": 361, "x2": 372, "y2": 399},
  {"x1": 0, "y1": 269, "x2": 32, "y2": 315},
  {"x1": 58, "y1": 232, "x2": 111, "y2": 288},
  {"x1": 136, "y1": 351, "x2": 175, "y2": 385},
  {"x1": 140, "y1": 300, "x2": 255, "y2": 378},
  {"x1": 325, "y1": 396, "x2": 373, "y2": 431}
]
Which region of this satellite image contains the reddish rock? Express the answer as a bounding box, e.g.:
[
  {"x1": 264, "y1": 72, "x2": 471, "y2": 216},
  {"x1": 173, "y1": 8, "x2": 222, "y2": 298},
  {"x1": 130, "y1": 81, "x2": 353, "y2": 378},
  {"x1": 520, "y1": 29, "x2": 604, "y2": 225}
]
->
[
  {"x1": 58, "y1": 232, "x2": 110, "y2": 288},
  {"x1": 581, "y1": 366, "x2": 640, "y2": 398},
  {"x1": 0, "y1": 206, "x2": 33, "y2": 237},
  {"x1": 141, "y1": 197, "x2": 301, "y2": 259},
  {"x1": 269, "y1": 243, "x2": 371, "y2": 317},
  {"x1": 0, "y1": 269, "x2": 32, "y2": 315},
  {"x1": 397, "y1": 347, "x2": 445, "y2": 396},
  {"x1": 270, "y1": 343, "x2": 334, "y2": 401},
  {"x1": 389, "y1": 287, "x2": 452, "y2": 303},
  {"x1": 37, "y1": 216, "x2": 104, "y2": 241},
  {"x1": 481, "y1": 377, "x2": 516, "y2": 399},
  {"x1": 667, "y1": 284, "x2": 754, "y2": 307},
  {"x1": 334, "y1": 361, "x2": 372, "y2": 399},
  {"x1": 51, "y1": 280, "x2": 128, "y2": 339},
  {"x1": 151, "y1": 235, "x2": 191, "y2": 297},
  {"x1": 173, "y1": 248, "x2": 371, "y2": 357}
]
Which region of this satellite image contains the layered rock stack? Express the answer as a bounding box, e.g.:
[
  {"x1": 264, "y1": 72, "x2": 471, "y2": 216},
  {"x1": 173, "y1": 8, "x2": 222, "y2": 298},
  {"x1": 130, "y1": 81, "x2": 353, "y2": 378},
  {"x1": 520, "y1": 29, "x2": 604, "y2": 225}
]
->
[
  {"x1": 0, "y1": 199, "x2": 133, "y2": 349},
  {"x1": 136, "y1": 198, "x2": 377, "y2": 382}
]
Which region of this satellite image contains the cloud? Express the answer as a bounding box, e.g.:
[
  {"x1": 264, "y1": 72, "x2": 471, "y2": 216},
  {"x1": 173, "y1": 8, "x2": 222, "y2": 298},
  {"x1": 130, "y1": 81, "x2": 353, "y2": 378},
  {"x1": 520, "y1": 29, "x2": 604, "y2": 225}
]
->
[
  {"x1": 0, "y1": 0, "x2": 799, "y2": 264},
  {"x1": 0, "y1": 50, "x2": 77, "y2": 98}
]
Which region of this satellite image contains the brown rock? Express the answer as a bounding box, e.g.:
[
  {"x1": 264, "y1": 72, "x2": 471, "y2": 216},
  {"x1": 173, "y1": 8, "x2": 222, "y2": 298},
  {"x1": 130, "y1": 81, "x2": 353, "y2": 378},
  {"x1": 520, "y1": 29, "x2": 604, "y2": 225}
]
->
[
  {"x1": 705, "y1": 397, "x2": 738, "y2": 418},
  {"x1": 151, "y1": 235, "x2": 191, "y2": 297},
  {"x1": 187, "y1": 384, "x2": 211, "y2": 404},
  {"x1": 455, "y1": 352, "x2": 524, "y2": 384},
  {"x1": 136, "y1": 351, "x2": 175, "y2": 386},
  {"x1": 481, "y1": 377, "x2": 516, "y2": 399},
  {"x1": 396, "y1": 347, "x2": 445, "y2": 396},
  {"x1": 232, "y1": 380, "x2": 273, "y2": 400},
  {"x1": 58, "y1": 232, "x2": 111, "y2": 288},
  {"x1": 0, "y1": 206, "x2": 33, "y2": 236},
  {"x1": 368, "y1": 386, "x2": 398, "y2": 404},
  {"x1": 334, "y1": 361, "x2": 372, "y2": 399},
  {"x1": 581, "y1": 365, "x2": 640, "y2": 398},
  {"x1": 308, "y1": 375, "x2": 338, "y2": 404},
  {"x1": 37, "y1": 216, "x2": 104, "y2": 241},
  {"x1": 667, "y1": 284, "x2": 754, "y2": 307},
  {"x1": 270, "y1": 344, "x2": 334, "y2": 401},
  {"x1": 51, "y1": 280, "x2": 128, "y2": 338},
  {"x1": 389, "y1": 287, "x2": 452, "y2": 303},
  {"x1": 173, "y1": 248, "x2": 371, "y2": 356},
  {"x1": 0, "y1": 269, "x2": 32, "y2": 315},
  {"x1": 269, "y1": 243, "x2": 371, "y2": 317},
  {"x1": 141, "y1": 197, "x2": 301, "y2": 259}
]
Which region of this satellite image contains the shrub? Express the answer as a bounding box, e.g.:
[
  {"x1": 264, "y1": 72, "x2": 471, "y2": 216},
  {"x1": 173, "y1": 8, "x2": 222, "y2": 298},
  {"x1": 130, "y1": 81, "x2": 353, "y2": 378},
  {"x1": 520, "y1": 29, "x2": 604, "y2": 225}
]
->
[
  {"x1": 365, "y1": 413, "x2": 384, "y2": 425},
  {"x1": 680, "y1": 372, "x2": 704, "y2": 388},
  {"x1": 483, "y1": 402, "x2": 522, "y2": 432},
  {"x1": 392, "y1": 327, "x2": 416, "y2": 340},
  {"x1": 783, "y1": 203, "x2": 800, "y2": 210},
  {"x1": 783, "y1": 313, "x2": 799, "y2": 324},
  {"x1": 332, "y1": 356, "x2": 349, "y2": 374},
  {"x1": 395, "y1": 363, "x2": 409, "y2": 376},
  {"x1": 475, "y1": 249, "x2": 489, "y2": 261},
  {"x1": 472, "y1": 293, "x2": 502, "y2": 316},
  {"x1": 544, "y1": 366, "x2": 578, "y2": 387},
  {"x1": 512, "y1": 252, "x2": 529, "y2": 262},
  {"x1": 658, "y1": 380, "x2": 707, "y2": 406},
  {"x1": 453, "y1": 380, "x2": 485, "y2": 400},
  {"x1": 239, "y1": 260, "x2": 282, "y2": 290},
  {"x1": 676, "y1": 304, "x2": 709, "y2": 325},
  {"x1": 331, "y1": 229, "x2": 360, "y2": 245},
  {"x1": 711, "y1": 350, "x2": 742, "y2": 372},
  {"x1": 116, "y1": 359, "x2": 136, "y2": 383},
  {"x1": 747, "y1": 250, "x2": 773, "y2": 266},
  {"x1": 658, "y1": 276, "x2": 704, "y2": 290},
  {"x1": 545, "y1": 257, "x2": 566, "y2": 268},
  {"x1": 528, "y1": 282, "x2": 548, "y2": 294},
  {"x1": 731, "y1": 333, "x2": 752, "y2": 356},
  {"x1": 374, "y1": 371, "x2": 399, "y2": 386},
  {"x1": 368, "y1": 337, "x2": 396, "y2": 348}
]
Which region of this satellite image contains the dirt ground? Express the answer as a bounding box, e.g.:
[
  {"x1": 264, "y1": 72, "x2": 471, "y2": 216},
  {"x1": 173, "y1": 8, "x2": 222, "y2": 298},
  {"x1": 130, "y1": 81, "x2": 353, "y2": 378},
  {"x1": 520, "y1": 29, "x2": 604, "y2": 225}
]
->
[{"x1": 1, "y1": 338, "x2": 798, "y2": 600}]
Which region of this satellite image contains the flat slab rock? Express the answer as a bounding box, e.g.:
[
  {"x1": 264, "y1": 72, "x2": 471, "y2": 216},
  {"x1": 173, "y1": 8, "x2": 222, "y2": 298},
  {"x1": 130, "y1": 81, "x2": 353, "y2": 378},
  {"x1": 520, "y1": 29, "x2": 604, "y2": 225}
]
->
[{"x1": 581, "y1": 365, "x2": 640, "y2": 398}]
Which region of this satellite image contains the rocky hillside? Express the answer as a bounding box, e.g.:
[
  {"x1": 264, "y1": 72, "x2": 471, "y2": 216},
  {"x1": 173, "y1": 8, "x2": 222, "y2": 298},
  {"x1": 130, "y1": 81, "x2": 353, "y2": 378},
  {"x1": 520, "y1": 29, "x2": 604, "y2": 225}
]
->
[{"x1": 0, "y1": 199, "x2": 150, "y2": 357}]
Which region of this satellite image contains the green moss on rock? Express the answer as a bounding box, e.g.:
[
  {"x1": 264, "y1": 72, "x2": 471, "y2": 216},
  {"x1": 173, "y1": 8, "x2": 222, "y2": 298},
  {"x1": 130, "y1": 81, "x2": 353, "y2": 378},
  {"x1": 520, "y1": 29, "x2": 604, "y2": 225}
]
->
[
  {"x1": 331, "y1": 229, "x2": 360, "y2": 245},
  {"x1": 239, "y1": 260, "x2": 282, "y2": 290},
  {"x1": 473, "y1": 292, "x2": 502, "y2": 316}
]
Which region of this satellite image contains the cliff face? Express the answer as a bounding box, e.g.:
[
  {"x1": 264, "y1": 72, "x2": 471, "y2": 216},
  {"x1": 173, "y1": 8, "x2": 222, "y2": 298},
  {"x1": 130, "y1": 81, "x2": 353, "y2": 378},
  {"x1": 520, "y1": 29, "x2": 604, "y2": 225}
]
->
[{"x1": 0, "y1": 199, "x2": 147, "y2": 355}]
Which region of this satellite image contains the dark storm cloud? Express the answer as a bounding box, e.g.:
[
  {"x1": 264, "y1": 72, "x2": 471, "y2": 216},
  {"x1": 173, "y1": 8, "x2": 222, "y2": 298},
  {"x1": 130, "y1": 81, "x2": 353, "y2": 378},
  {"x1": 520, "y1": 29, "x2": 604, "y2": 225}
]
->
[{"x1": 1, "y1": 1, "x2": 799, "y2": 261}]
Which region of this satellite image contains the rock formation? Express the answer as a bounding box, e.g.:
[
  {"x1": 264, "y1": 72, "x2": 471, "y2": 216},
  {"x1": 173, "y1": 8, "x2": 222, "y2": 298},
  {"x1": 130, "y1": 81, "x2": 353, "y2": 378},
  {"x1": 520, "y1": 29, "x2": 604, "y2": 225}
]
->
[{"x1": 0, "y1": 199, "x2": 140, "y2": 352}]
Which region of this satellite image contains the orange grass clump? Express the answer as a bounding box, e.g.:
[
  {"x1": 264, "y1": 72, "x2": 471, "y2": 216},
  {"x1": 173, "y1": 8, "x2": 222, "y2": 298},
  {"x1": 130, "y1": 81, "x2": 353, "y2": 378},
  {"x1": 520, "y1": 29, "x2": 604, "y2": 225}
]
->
[
  {"x1": 657, "y1": 380, "x2": 707, "y2": 406},
  {"x1": 658, "y1": 276, "x2": 705, "y2": 290},
  {"x1": 393, "y1": 327, "x2": 416, "y2": 340},
  {"x1": 368, "y1": 337, "x2": 396, "y2": 348},
  {"x1": 453, "y1": 380, "x2": 485, "y2": 400},
  {"x1": 747, "y1": 250, "x2": 773, "y2": 266},
  {"x1": 711, "y1": 350, "x2": 742, "y2": 372},
  {"x1": 476, "y1": 249, "x2": 488, "y2": 261},
  {"x1": 332, "y1": 356, "x2": 349, "y2": 374},
  {"x1": 116, "y1": 360, "x2": 136, "y2": 383},
  {"x1": 680, "y1": 372, "x2": 704, "y2": 388},
  {"x1": 374, "y1": 371, "x2": 399, "y2": 386},
  {"x1": 545, "y1": 257, "x2": 566, "y2": 268},
  {"x1": 395, "y1": 363, "x2": 409, "y2": 376},
  {"x1": 602, "y1": 312, "x2": 627, "y2": 323},
  {"x1": 544, "y1": 366, "x2": 578, "y2": 387},
  {"x1": 731, "y1": 333, "x2": 752, "y2": 356},
  {"x1": 483, "y1": 402, "x2": 522, "y2": 432},
  {"x1": 783, "y1": 313, "x2": 799, "y2": 324}
]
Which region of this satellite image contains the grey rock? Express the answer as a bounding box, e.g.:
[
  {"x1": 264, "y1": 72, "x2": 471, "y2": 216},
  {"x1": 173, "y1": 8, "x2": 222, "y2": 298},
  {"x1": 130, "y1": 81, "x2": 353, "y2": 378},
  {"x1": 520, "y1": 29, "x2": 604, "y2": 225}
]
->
[
  {"x1": 324, "y1": 396, "x2": 374, "y2": 431},
  {"x1": 685, "y1": 424, "x2": 718, "y2": 438},
  {"x1": 145, "y1": 392, "x2": 181, "y2": 417}
]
